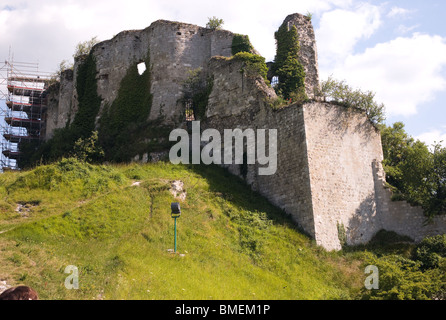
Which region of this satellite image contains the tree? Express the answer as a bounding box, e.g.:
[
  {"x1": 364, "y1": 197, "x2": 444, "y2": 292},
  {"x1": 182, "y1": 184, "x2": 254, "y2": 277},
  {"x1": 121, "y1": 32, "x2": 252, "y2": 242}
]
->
[
  {"x1": 380, "y1": 122, "x2": 446, "y2": 217},
  {"x1": 427, "y1": 144, "x2": 446, "y2": 216},
  {"x1": 380, "y1": 122, "x2": 415, "y2": 187},
  {"x1": 206, "y1": 17, "x2": 224, "y2": 30}
]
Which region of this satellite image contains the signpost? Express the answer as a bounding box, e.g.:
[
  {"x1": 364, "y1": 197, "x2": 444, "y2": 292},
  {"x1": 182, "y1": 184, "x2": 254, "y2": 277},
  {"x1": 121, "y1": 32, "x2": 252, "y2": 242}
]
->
[{"x1": 171, "y1": 202, "x2": 181, "y2": 253}]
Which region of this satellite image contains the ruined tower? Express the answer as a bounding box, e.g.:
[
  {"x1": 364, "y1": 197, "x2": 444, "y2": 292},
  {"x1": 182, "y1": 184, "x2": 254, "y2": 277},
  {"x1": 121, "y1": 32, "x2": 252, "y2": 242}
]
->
[{"x1": 281, "y1": 13, "x2": 320, "y2": 98}]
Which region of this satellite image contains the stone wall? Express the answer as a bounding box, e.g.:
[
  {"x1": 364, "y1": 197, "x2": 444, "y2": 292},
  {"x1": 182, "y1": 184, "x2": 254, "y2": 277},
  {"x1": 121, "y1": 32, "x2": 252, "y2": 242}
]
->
[
  {"x1": 44, "y1": 20, "x2": 235, "y2": 139},
  {"x1": 45, "y1": 14, "x2": 318, "y2": 138},
  {"x1": 203, "y1": 61, "x2": 392, "y2": 251},
  {"x1": 303, "y1": 103, "x2": 385, "y2": 250},
  {"x1": 44, "y1": 69, "x2": 74, "y2": 140},
  {"x1": 373, "y1": 160, "x2": 446, "y2": 243},
  {"x1": 202, "y1": 57, "x2": 316, "y2": 238}
]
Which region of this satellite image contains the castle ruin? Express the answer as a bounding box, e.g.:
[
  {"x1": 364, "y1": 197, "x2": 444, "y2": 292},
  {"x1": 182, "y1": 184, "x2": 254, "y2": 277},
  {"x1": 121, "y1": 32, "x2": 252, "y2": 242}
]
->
[{"x1": 31, "y1": 14, "x2": 446, "y2": 250}]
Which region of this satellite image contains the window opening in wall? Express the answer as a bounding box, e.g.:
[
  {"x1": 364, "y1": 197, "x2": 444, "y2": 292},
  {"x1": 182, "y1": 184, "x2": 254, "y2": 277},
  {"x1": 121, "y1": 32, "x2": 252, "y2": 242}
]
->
[
  {"x1": 185, "y1": 99, "x2": 195, "y2": 121},
  {"x1": 137, "y1": 62, "x2": 146, "y2": 75},
  {"x1": 271, "y1": 76, "x2": 279, "y2": 87}
]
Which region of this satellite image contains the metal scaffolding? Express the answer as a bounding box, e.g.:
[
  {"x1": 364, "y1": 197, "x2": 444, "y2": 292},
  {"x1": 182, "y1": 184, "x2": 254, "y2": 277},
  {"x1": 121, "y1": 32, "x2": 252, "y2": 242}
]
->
[{"x1": 0, "y1": 56, "x2": 52, "y2": 171}]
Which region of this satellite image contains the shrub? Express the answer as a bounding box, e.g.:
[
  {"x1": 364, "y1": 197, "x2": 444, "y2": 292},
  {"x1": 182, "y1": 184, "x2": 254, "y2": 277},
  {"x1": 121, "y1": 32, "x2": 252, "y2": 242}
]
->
[
  {"x1": 206, "y1": 16, "x2": 224, "y2": 30},
  {"x1": 73, "y1": 36, "x2": 100, "y2": 58},
  {"x1": 360, "y1": 253, "x2": 443, "y2": 300},
  {"x1": 232, "y1": 34, "x2": 253, "y2": 55},
  {"x1": 233, "y1": 52, "x2": 268, "y2": 81},
  {"x1": 316, "y1": 76, "x2": 386, "y2": 126},
  {"x1": 381, "y1": 123, "x2": 446, "y2": 217},
  {"x1": 72, "y1": 131, "x2": 105, "y2": 163},
  {"x1": 413, "y1": 235, "x2": 446, "y2": 270}
]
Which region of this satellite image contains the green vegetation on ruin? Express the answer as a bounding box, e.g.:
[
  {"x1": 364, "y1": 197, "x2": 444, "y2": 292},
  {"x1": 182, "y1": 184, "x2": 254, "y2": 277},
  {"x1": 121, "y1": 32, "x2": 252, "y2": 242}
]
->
[
  {"x1": 231, "y1": 34, "x2": 253, "y2": 55},
  {"x1": 98, "y1": 50, "x2": 172, "y2": 162},
  {"x1": 19, "y1": 52, "x2": 102, "y2": 168},
  {"x1": 380, "y1": 122, "x2": 446, "y2": 218},
  {"x1": 22, "y1": 48, "x2": 174, "y2": 167},
  {"x1": 272, "y1": 23, "x2": 307, "y2": 101},
  {"x1": 181, "y1": 68, "x2": 214, "y2": 121},
  {"x1": 233, "y1": 52, "x2": 269, "y2": 82}
]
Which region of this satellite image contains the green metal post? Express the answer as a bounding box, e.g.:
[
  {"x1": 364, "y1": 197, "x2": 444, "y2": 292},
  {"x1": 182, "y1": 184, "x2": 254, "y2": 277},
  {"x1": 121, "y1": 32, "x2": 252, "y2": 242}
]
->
[{"x1": 174, "y1": 217, "x2": 177, "y2": 253}]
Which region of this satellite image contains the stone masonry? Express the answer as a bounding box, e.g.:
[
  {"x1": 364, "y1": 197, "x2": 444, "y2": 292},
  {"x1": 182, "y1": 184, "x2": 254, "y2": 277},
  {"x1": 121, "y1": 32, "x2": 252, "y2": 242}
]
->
[
  {"x1": 42, "y1": 14, "x2": 446, "y2": 250},
  {"x1": 202, "y1": 56, "x2": 446, "y2": 250}
]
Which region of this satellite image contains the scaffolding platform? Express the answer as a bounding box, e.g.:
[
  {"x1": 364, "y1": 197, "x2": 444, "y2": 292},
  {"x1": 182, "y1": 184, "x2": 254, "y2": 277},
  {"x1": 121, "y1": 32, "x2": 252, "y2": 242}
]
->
[
  {"x1": 6, "y1": 101, "x2": 47, "y2": 117},
  {"x1": 7, "y1": 84, "x2": 45, "y2": 96},
  {"x1": 8, "y1": 76, "x2": 51, "y2": 83},
  {"x1": 5, "y1": 117, "x2": 43, "y2": 130},
  {"x1": 2, "y1": 149, "x2": 22, "y2": 159},
  {"x1": 3, "y1": 133, "x2": 40, "y2": 143}
]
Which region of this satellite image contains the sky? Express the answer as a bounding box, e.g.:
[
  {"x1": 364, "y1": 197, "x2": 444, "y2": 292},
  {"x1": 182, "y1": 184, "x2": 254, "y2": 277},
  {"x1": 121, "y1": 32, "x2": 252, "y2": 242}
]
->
[{"x1": 1, "y1": 0, "x2": 446, "y2": 149}]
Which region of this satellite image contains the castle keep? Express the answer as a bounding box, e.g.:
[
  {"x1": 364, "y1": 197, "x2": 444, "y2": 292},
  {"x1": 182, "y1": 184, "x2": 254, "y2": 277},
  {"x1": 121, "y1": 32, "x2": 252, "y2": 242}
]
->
[{"x1": 36, "y1": 14, "x2": 446, "y2": 250}]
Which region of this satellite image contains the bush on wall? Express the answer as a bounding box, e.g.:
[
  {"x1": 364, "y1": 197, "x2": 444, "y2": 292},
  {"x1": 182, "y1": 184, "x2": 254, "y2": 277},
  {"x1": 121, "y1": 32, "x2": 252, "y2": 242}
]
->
[{"x1": 232, "y1": 34, "x2": 253, "y2": 55}]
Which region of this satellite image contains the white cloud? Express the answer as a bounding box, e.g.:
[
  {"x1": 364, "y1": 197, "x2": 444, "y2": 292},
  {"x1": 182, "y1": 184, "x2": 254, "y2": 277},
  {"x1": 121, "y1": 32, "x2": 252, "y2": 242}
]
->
[
  {"x1": 416, "y1": 128, "x2": 446, "y2": 148},
  {"x1": 396, "y1": 24, "x2": 420, "y2": 34},
  {"x1": 322, "y1": 33, "x2": 446, "y2": 117},
  {"x1": 0, "y1": 0, "x2": 355, "y2": 71},
  {"x1": 315, "y1": 3, "x2": 446, "y2": 118},
  {"x1": 387, "y1": 6, "x2": 413, "y2": 18},
  {"x1": 316, "y1": 3, "x2": 382, "y2": 66}
]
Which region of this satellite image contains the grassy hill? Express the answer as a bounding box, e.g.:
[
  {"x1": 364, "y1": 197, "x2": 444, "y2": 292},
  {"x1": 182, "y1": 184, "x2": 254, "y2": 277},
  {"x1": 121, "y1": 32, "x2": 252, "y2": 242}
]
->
[{"x1": 0, "y1": 159, "x2": 443, "y2": 300}]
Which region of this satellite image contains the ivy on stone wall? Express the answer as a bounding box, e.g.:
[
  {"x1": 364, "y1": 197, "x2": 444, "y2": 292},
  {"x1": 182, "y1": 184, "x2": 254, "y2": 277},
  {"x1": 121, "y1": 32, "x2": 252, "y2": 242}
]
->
[
  {"x1": 232, "y1": 34, "x2": 253, "y2": 55},
  {"x1": 181, "y1": 68, "x2": 214, "y2": 121},
  {"x1": 191, "y1": 76, "x2": 214, "y2": 120},
  {"x1": 19, "y1": 53, "x2": 102, "y2": 167},
  {"x1": 98, "y1": 52, "x2": 172, "y2": 162},
  {"x1": 272, "y1": 24, "x2": 306, "y2": 100},
  {"x1": 71, "y1": 53, "x2": 102, "y2": 138}
]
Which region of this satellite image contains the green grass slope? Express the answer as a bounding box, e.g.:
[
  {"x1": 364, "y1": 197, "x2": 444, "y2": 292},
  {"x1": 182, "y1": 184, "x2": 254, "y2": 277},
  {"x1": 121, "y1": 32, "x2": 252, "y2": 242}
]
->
[{"x1": 0, "y1": 159, "x2": 364, "y2": 300}]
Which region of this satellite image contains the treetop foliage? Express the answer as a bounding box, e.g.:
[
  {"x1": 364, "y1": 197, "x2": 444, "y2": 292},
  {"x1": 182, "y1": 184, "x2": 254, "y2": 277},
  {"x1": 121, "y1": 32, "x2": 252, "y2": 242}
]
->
[
  {"x1": 381, "y1": 122, "x2": 446, "y2": 218},
  {"x1": 206, "y1": 16, "x2": 224, "y2": 30}
]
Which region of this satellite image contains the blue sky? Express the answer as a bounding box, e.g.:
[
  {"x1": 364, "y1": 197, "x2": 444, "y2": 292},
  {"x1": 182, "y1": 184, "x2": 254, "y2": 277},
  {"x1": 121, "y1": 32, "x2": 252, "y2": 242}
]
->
[{"x1": 1, "y1": 0, "x2": 446, "y2": 149}]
